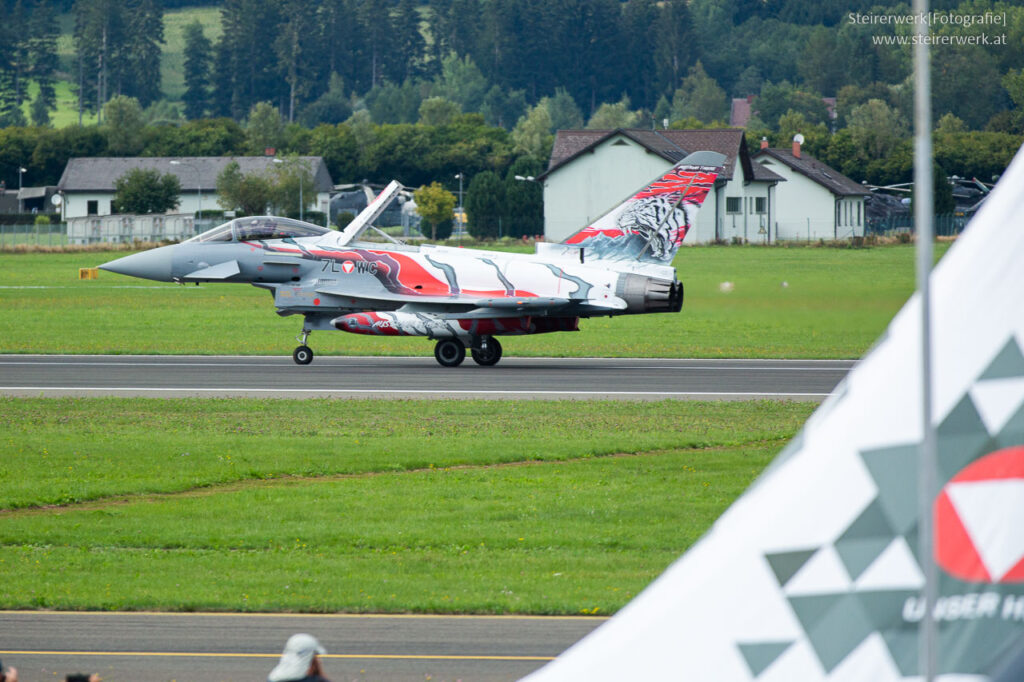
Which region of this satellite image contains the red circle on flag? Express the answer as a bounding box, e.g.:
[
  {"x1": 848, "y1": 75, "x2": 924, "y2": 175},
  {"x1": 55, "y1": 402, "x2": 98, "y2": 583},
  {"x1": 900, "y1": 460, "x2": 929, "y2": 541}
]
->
[{"x1": 935, "y1": 445, "x2": 1024, "y2": 583}]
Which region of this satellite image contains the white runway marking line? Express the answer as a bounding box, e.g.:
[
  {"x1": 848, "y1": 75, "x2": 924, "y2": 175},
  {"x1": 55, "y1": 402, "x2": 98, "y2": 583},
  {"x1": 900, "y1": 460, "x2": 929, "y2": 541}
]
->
[
  {"x1": 0, "y1": 387, "x2": 831, "y2": 398},
  {"x1": 0, "y1": 359, "x2": 853, "y2": 372}
]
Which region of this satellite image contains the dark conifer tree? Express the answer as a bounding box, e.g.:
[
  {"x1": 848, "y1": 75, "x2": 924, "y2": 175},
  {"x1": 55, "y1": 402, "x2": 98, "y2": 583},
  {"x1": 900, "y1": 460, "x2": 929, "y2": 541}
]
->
[
  {"x1": 125, "y1": 0, "x2": 164, "y2": 107},
  {"x1": 388, "y1": 0, "x2": 428, "y2": 82},
  {"x1": 27, "y1": 0, "x2": 59, "y2": 126},
  {"x1": 182, "y1": 20, "x2": 211, "y2": 120}
]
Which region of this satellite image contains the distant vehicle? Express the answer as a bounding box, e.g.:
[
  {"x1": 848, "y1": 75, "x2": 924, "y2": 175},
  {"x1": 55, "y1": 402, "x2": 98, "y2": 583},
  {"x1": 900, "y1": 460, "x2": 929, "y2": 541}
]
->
[{"x1": 100, "y1": 151, "x2": 726, "y2": 367}]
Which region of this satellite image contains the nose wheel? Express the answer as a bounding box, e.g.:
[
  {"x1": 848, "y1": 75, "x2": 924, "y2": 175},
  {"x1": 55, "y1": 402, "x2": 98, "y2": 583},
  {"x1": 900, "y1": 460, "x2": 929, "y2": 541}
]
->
[{"x1": 293, "y1": 328, "x2": 314, "y2": 365}]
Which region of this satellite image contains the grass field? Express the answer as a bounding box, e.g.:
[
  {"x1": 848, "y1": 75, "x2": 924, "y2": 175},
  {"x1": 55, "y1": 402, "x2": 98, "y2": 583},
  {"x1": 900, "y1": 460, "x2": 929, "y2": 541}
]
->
[
  {"x1": 0, "y1": 243, "x2": 946, "y2": 358},
  {"x1": 0, "y1": 398, "x2": 814, "y2": 613}
]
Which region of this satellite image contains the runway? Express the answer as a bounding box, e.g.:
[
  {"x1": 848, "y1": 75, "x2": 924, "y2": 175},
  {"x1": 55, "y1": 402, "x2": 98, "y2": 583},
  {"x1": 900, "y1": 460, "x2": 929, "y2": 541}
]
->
[
  {"x1": 0, "y1": 611, "x2": 604, "y2": 681},
  {"x1": 1, "y1": 354, "x2": 849, "y2": 680},
  {"x1": 0, "y1": 355, "x2": 853, "y2": 400}
]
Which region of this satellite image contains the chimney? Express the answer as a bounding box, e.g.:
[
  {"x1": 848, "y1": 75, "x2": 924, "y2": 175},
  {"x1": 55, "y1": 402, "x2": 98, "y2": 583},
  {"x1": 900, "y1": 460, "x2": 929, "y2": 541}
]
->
[
  {"x1": 760, "y1": 136, "x2": 769, "y2": 150},
  {"x1": 792, "y1": 133, "x2": 804, "y2": 159}
]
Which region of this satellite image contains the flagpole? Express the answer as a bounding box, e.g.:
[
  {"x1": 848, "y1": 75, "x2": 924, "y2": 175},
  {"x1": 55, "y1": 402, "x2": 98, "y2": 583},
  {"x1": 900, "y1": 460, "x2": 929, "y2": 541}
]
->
[{"x1": 913, "y1": 0, "x2": 938, "y2": 680}]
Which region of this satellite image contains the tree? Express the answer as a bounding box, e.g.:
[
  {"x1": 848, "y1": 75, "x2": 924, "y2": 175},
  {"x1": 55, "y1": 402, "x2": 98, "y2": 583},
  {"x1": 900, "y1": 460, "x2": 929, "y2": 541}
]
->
[
  {"x1": 103, "y1": 95, "x2": 145, "y2": 155},
  {"x1": 217, "y1": 161, "x2": 274, "y2": 215},
  {"x1": 182, "y1": 20, "x2": 212, "y2": 120},
  {"x1": 269, "y1": 156, "x2": 315, "y2": 217},
  {"x1": 586, "y1": 96, "x2": 639, "y2": 129},
  {"x1": 434, "y1": 53, "x2": 487, "y2": 113},
  {"x1": 387, "y1": 0, "x2": 427, "y2": 82},
  {"x1": 774, "y1": 110, "x2": 829, "y2": 157},
  {"x1": 655, "y1": 0, "x2": 695, "y2": 94},
  {"x1": 413, "y1": 181, "x2": 455, "y2": 240},
  {"x1": 299, "y1": 74, "x2": 353, "y2": 127},
  {"x1": 274, "y1": 0, "x2": 319, "y2": 123},
  {"x1": 27, "y1": 0, "x2": 59, "y2": 126},
  {"x1": 846, "y1": 98, "x2": 908, "y2": 161},
  {"x1": 670, "y1": 61, "x2": 728, "y2": 124},
  {"x1": 125, "y1": 0, "x2": 164, "y2": 107},
  {"x1": 512, "y1": 103, "x2": 553, "y2": 161},
  {"x1": 246, "y1": 101, "x2": 285, "y2": 154},
  {"x1": 465, "y1": 170, "x2": 504, "y2": 238},
  {"x1": 480, "y1": 85, "x2": 527, "y2": 130},
  {"x1": 913, "y1": 163, "x2": 955, "y2": 216},
  {"x1": 756, "y1": 80, "x2": 829, "y2": 128},
  {"x1": 113, "y1": 168, "x2": 181, "y2": 214},
  {"x1": 418, "y1": 97, "x2": 460, "y2": 126},
  {"x1": 503, "y1": 158, "x2": 543, "y2": 238},
  {"x1": 366, "y1": 79, "x2": 423, "y2": 124},
  {"x1": 73, "y1": 0, "x2": 125, "y2": 121},
  {"x1": 542, "y1": 88, "x2": 583, "y2": 132},
  {"x1": 0, "y1": 0, "x2": 28, "y2": 127}
]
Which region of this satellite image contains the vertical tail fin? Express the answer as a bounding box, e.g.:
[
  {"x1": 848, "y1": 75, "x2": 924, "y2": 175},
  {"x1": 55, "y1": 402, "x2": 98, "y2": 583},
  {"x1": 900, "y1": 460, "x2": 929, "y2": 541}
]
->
[{"x1": 563, "y1": 151, "x2": 726, "y2": 264}]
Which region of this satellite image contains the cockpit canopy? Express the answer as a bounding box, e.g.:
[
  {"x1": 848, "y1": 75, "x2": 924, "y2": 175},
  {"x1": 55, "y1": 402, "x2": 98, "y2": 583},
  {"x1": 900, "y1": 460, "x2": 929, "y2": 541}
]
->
[{"x1": 186, "y1": 217, "x2": 332, "y2": 243}]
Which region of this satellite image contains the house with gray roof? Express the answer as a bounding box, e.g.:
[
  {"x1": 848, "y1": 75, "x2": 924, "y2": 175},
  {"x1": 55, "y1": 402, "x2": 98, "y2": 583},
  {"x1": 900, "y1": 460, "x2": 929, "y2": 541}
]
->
[
  {"x1": 56, "y1": 156, "x2": 334, "y2": 222},
  {"x1": 539, "y1": 128, "x2": 785, "y2": 244},
  {"x1": 753, "y1": 143, "x2": 871, "y2": 240}
]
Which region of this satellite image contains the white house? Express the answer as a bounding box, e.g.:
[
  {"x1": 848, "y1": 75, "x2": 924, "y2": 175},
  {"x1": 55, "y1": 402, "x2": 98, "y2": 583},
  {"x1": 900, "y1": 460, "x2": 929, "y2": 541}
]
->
[
  {"x1": 752, "y1": 144, "x2": 871, "y2": 241},
  {"x1": 56, "y1": 156, "x2": 334, "y2": 223},
  {"x1": 538, "y1": 128, "x2": 786, "y2": 245}
]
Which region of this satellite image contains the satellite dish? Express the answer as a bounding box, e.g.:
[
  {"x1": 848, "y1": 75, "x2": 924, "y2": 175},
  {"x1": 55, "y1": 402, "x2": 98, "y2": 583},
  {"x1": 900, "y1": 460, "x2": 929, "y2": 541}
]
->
[
  {"x1": 793, "y1": 133, "x2": 805, "y2": 145},
  {"x1": 51, "y1": 193, "x2": 63, "y2": 206}
]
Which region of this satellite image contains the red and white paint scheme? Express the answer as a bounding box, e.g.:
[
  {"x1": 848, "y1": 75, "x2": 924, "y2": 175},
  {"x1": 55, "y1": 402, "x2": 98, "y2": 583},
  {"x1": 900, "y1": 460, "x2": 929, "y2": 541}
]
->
[{"x1": 101, "y1": 151, "x2": 725, "y2": 367}]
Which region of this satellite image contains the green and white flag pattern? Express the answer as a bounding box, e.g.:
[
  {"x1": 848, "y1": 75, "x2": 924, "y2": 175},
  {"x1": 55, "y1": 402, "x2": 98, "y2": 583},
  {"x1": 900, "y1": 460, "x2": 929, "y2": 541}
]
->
[{"x1": 524, "y1": 143, "x2": 1024, "y2": 681}]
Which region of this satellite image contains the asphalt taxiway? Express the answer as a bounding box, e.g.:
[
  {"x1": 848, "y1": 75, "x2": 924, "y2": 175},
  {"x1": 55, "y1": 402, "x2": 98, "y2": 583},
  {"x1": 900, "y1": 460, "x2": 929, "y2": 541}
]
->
[
  {"x1": 0, "y1": 611, "x2": 604, "y2": 681},
  {"x1": 0, "y1": 355, "x2": 853, "y2": 400}
]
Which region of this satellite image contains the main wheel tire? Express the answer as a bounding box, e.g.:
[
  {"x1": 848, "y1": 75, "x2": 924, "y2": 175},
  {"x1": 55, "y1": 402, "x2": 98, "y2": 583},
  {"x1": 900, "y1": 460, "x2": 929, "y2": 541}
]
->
[
  {"x1": 471, "y1": 337, "x2": 503, "y2": 366},
  {"x1": 434, "y1": 338, "x2": 466, "y2": 367},
  {"x1": 293, "y1": 345, "x2": 314, "y2": 365}
]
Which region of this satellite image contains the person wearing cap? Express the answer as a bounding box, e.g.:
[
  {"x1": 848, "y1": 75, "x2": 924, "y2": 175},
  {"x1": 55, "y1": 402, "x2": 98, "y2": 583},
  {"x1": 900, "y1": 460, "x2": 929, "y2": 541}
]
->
[{"x1": 267, "y1": 633, "x2": 329, "y2": 682}]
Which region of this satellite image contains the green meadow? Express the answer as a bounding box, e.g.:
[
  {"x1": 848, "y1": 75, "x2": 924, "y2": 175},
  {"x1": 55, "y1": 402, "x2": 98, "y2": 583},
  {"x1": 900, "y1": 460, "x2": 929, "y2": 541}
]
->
[
  {"x1": 0, "y1": 399, "x2": 814, "y2": 613},
  {"x1": 0, "y1": 243, "x2": 945, "y2": 358},
  {"x1": 0, "y1": 244, "x2": 933, "y2": 613}
]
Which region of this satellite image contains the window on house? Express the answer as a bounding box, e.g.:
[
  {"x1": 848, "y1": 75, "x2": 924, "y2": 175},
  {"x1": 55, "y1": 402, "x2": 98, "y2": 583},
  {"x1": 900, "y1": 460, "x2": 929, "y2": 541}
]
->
[
  {"x1": 87, "y1": 200, "x2": 98, "y2": 216},
  {"x1": 857, "y1": 202, "x2": 862, "y2": 226},
  {"x1": 726, "y1": 197, "x2": 741, "y2": 214},
  {"x1": 754, "y1": 197, "x2": 766, "y2": 214}
]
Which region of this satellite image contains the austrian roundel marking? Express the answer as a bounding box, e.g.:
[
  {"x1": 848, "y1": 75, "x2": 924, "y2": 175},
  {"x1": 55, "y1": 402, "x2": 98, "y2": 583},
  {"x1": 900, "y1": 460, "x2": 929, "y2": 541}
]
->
[
  {"x1": 935, "y1": 445, "x2": 1024, "y2": 583},
  {"x1": 341, "y1": 261, "x2": 355, "y2": 274}
]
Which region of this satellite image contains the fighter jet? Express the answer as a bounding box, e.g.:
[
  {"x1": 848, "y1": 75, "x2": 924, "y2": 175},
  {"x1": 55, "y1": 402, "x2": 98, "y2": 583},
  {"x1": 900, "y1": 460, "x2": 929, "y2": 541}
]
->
[{"x1": 100, "y1": 151, "x2": 726, "y2": 367}]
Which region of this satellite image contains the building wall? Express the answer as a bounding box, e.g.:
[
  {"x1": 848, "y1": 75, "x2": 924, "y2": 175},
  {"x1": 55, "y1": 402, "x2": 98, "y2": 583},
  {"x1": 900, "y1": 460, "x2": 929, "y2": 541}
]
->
[
  {"x1": 697, "y1": 175, "x2": 775, "y2": 244},
  {"x1": 544, "y1": 138, "x2": 672, "y2": 242},
  {"x1": 63, "y1": 193, "x2": 114, "y2": 220},
  {"x1": 543, "y1": 137, "x2": 777, "y2": 245},
  {"x1": 757, "y1": 158, "x2": 866, "y2": 240},
  {"x1": 62, "y1": 190, "x2": 330, "y2": 223}
]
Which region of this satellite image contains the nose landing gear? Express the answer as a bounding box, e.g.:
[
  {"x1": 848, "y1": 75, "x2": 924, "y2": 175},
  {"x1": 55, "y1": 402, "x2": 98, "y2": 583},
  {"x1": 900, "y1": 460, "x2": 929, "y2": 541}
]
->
[{"x1": 293, "y1": 328, "x2": 314, "y2": 365}]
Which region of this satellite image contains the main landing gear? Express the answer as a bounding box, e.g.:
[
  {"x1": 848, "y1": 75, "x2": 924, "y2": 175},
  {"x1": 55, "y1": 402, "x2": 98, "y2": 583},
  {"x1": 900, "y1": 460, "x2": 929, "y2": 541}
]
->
[
  {"x1": 432, "y1": 336, "x2": 503, "y2": 368},
  {"x1": 293, "y1": 329, "x2": 314, "y2": 365}
]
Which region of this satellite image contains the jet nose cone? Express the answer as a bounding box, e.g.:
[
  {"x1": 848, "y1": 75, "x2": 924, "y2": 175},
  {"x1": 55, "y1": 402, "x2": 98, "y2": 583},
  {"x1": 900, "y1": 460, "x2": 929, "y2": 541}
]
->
[{"x1": 99, "y1": 246, "x2": 175, "y2": 282}]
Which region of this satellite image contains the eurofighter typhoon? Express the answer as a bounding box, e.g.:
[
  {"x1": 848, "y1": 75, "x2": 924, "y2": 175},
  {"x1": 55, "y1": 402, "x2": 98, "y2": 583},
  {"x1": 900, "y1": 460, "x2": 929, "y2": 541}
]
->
[{"x1": 100, "y1": 151, "x2": 725, "y2": 367}]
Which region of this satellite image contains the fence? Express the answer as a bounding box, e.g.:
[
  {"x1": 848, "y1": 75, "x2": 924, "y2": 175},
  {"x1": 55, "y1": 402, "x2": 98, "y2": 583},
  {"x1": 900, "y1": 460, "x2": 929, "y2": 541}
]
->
[
  {"x1": 866, "y1": 213, "x2": 968, "y2": 238},
  {"x1": 0, "y1": 223, "x2": 69, "y2": 248}
]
